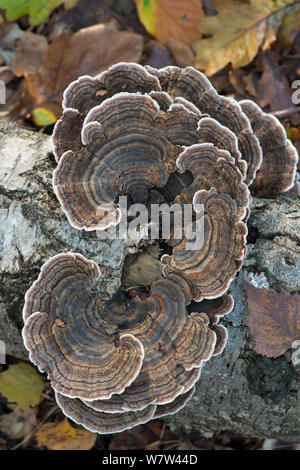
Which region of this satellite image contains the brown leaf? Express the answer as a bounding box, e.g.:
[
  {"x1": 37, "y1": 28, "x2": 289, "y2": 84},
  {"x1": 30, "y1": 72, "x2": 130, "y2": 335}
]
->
[
  {"x1": 245, "y1": 283, "x2": 300, "y2": 358},
  {"x1": 135, "y1": 0, "x2": 204, "y2": 45},
  {"x1": 228, "y1": 69, "x2": 259, "y2": 98},
  {"x1": 167, "y1": 38, "x2": 195, "y2": 67},
  {"x1": 256, "y1": 50, "x2": 292, "y2": 113},
  {"x1": 143, "y1": 39, "x2": 173, "y2": 69},
  {"x1": 12, "y1": 31, "x2": 48, "y2": 76},
  {"x1": 35, "y1": 419, "x2": 97, "y2": 450},
  {"x1": 208, "y1": 72, "x2": 230, "y2": 93},
  {"x1": 243, "y1": 70, "x2": 259, "y2": 98},
  {"x1": 18, "y1": 20, "x2": 143, "y2": 124},
  {"x1": 228, "y1": 69, "x2": 248, "y2": 97}
]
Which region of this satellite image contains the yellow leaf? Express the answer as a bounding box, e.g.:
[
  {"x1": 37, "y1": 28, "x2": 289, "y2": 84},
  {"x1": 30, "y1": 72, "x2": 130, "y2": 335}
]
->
[
  {"x1": 32, "y1": 106, "x2": 58, "y2": 127},
  {"x1": 0, "y1": 363, "x2": 44, "y2": 408},
  {"x1": 193, "y1": 0, "x2": 300, "y2": 75},
  {"x1": 35, "y1": 420, "x2": 97, "y2": 450},
  {"x1": 135, "y1": 0, "x2": 204, "y2": 45}
]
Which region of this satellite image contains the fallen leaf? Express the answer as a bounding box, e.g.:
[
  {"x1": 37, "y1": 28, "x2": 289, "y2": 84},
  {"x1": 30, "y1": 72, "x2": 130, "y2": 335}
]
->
[
  {"x1": 0, "y1": 362, "x2": 44, "y2": 408},
  {"x1": 0, "y1": 405, "x2": 37, "y2": 440},
  {"x1": 12, "y1": 32, "x2": 48, "y2": 76},
  {"x1": 245, "y1": 283, "x2": 300, "y2": 358},
  {"x1": 208, "y1": 72, "x2": 230, "y2": 93},
  {"x1": 167, "y1": 38, "x2": 195, "y2": 67},
  {"x1": 16, "y1": 20, "x2": 143, "y2": 126},
  {"x1": 35, "y1": 419, "x2": 97, "y2": 450},
  {"x1": 193, "y1": 0, "x2": 300, "y2": 75},
  {"x1": 243, "y1": 70, "x2": 259, "y2": 97},
  {"x1": 256, "y1": 50, "x2": 292, "y2": 112},
  {"x1": 228, "y1": 69, "x2": 248, "y2": 97},
  {"x1": 0, "y1": 0, "x2": 80, "y2": 26},
  {"x1": 135, "y1": 0, "x2": 204, "y2": 45},
  {"x1": 32, "y1": 105, "x2": 60, "y2": 127},
  {"x1": 228, "y1": 68, "x2": 259, "y2": 98},
  {"x1": 143, "y1": 39, "x2": 173, "y2": 69}
]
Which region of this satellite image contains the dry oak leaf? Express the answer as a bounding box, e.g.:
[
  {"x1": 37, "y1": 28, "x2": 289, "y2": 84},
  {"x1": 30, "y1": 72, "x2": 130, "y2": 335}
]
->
[
  {"x1": 0, "y1": 0, "x2": 80, "y2": 26},
  {"x1": 135, "y1": 0, "x2": 204, "y2": 45},
  {"x1": 35, "y1": 419, "x2": 97, "y2": 450},
  {"x1": 18, "y1": 20, "x2": 143, "y2": 126},
  {"x1": 245, "y1": 283, "x2": 300, "y2": 358},
  {"x1": 193, "y1": 0, "x2": 300, "y2": 76},
  {"x1": 256, "y1": 50, "x2": 293, "y2": 113},
  {"x1": 0, "y1": 362, "x2": 44, "y2": 408}
]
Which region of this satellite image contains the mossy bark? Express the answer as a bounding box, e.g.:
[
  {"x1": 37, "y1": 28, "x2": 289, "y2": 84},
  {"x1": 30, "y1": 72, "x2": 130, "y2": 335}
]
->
[{"x1": 0, "y1": 123, "x2": 299, "y2": 442}]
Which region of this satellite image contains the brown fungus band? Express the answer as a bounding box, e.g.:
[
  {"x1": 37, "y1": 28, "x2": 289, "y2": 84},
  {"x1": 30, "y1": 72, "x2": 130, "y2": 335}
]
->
[
  {"x1": 23, "y1": 63, "x2": 298, "y2": 434},
  {"x1": 23, "y1": 252, "x2": 219, "y2": 432}
]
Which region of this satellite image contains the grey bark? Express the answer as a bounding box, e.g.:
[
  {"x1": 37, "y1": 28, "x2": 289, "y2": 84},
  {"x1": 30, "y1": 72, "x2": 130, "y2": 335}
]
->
[{"x1": 0, "y1": 122, "x2": 299, "y2": 442}]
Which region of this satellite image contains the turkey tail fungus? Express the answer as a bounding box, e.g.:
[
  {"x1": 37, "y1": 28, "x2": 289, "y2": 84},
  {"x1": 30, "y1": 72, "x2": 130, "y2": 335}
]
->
[{"x1": 23, "y1": 63, "x2": 298, "y2": 433}]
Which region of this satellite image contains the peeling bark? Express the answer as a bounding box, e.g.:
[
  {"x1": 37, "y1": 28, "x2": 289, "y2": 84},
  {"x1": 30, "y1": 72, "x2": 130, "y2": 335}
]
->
[{"x1": 0, "y1": 123, "x2": 299, "y2": 441}]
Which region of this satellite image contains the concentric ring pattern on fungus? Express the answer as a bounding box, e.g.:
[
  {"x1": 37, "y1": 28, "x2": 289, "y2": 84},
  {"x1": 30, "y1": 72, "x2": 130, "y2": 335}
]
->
[{"x1": 22, "y1": 63, "x2": 298, "y2": 433}]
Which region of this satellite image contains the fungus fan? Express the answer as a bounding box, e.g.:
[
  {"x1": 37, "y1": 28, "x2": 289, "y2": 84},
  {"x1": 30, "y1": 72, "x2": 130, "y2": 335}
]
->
[{"x1": 22, "y1": 63, "x2": 298, "y2": 434}]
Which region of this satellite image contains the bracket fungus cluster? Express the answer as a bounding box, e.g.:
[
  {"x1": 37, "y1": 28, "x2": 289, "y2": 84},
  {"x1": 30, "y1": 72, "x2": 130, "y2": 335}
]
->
[{"x1": 22, "y1": 63, "x2": 298, "y2": 434}]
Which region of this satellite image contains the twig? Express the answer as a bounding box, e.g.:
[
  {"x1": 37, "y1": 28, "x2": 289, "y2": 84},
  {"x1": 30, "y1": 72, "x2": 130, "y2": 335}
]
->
[
  {"x1": 159, "y1": 421, "x2": 166, "y2": 441},
  {"x1": 271, "y1": 107, "x2": 300, "y2": 118}
]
